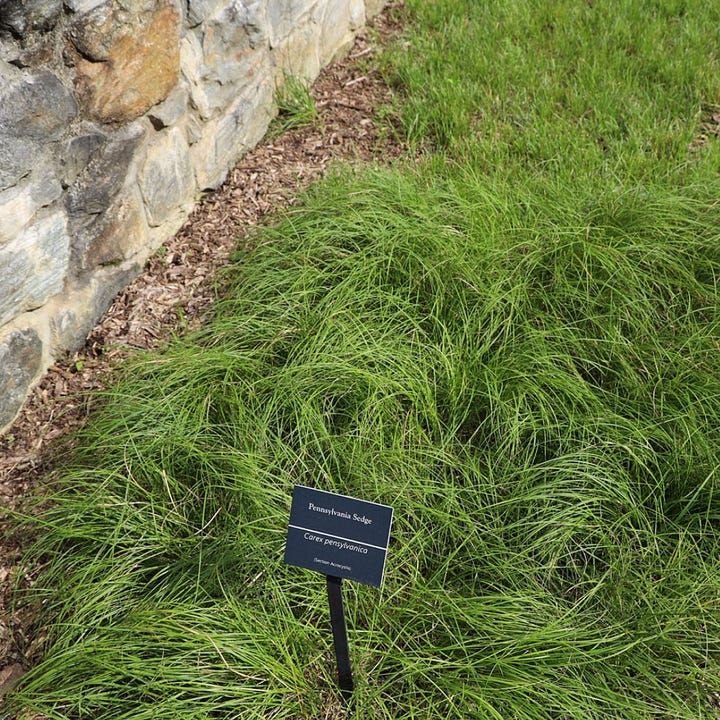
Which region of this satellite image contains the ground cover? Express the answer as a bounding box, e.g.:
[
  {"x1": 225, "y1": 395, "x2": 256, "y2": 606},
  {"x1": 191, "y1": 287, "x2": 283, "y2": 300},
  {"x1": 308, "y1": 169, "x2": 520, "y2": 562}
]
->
[{"x1": 5, "y1": 1, "x2": 720, "y2": 718}]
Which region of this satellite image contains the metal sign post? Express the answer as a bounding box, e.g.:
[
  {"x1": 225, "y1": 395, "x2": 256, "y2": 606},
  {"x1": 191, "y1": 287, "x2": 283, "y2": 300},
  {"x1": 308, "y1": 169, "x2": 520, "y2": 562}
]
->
[
  {"x1": 284, "y1": 485, "x2": 394, "y2": 701},
  {"x1": 327, "y1": 575, "x2": 354, "y2": 700}
]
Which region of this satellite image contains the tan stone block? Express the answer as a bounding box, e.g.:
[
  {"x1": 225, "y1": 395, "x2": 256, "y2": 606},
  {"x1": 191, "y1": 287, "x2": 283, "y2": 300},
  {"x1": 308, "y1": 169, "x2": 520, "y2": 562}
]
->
[
  {"x1": 272, "y1": 18, "x2": 322, "y2": 84},
  {"x1": 364, "y1": 0, "x2": 385, "y2": 20},
  {"x1": 267, "y1": 0, "x2": 315, "y2": 49},
  {"x1": 317, "y1": 0, "x2": 365, "y2": 66},
  {"x1": 74, "y1": 3, "x2": 181, "y2": 123}
]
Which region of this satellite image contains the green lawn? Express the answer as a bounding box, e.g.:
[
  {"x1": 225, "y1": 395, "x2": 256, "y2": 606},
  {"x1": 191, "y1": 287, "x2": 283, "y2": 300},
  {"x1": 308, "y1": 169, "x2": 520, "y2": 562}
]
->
[{"x1": 7, "y1": 1, "x2": 720, "y2": 718}]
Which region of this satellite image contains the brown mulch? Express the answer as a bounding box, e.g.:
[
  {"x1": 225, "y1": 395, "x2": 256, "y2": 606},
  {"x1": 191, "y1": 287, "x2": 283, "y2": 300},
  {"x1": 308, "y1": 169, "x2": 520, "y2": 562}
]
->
[
  {"x1": 0, "y1": 2, "x2": 407, "y2": 696},
  {"x1": 690, "y1": 104, "x2": 720, "y2": 151}
]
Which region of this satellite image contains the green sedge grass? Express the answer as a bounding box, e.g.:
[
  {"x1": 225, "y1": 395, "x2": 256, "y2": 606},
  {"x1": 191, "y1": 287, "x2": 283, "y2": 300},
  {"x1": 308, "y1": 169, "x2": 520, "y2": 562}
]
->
[
  {"x1": 384, "y1": 0, "x2": 720, "y2": 181},
  {"x1": 270, "y1": 74, "x2": 321, "y2": 137},
  {"x1": 10, "y1": 166, "x2": 720, "y2": 719},
  {"x1": 7, "y1": 0, "x2": 720, "y2": 717}
]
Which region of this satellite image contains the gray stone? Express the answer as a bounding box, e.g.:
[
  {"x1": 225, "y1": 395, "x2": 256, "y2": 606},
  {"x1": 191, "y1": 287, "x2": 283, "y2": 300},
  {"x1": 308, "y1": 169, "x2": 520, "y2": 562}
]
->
[
  {"x1": 0, "y1": 65, "x2": 64, "y2": 189},
  {"x1": 71, "y1": 185, "x2": 149, "y2": 270},
  {"x1": 67, "y1": 123, "x2": 145, "y2": 216},
  {"x1": 0, "y1": 30, "x2": 55, "y2": 68},
  {"x1": 0, "y1": 208, "x2": 70, "y2": 326},
  {"x1": 191, "y1": 76, "x2": 273, "y2": 189},
  {"x1": 185, "y1": 112, "x2": 202, "y2": 145},
  {"x1": 0, "y1": 34, "x2": 20, "y2": 63},
  {"x1": 0, "y1": 57, "x2": 15, "y2": 79},
  {"x1": 67, "y1": 1, "x2": 112, "y2": 60},
  {"x1": 0, "y1": 169, "x2": 63, "y2": 245},
  {"x1": 0, "y1": 0, "x2": 62, "y2": 36},
  {"x1": 0, "y1": 69, "x2": 77, "y2": 139},
  {"x1": 0, "y1": 133, "x2": 45, "y2": 191},
  {"x1": 138, "y1": 127, "x2": 194, "y2": 227},
  {"x1": 51, "y1": 262, "x2": 140, "y2": 351},
  {"x1": 29, "y1": 170, "x2": 62, "y2": 207},
  {"x1": 186, "y1": 0, "x2": 224, "y2": 27},
  {"x1": 147, "y1": 83, "x2": 188, "y2": 129},
  {"x1": 0, "y1": 327, "x2": 43, "y2": 431},
  {"x1": 63, "y1": 0, "x2": 108, "y2": 15},
  {"x1": 188, "y1": 0, "x2": 268, "y2": 119},
  {"x1": 60, "y1": 131, "x2": 106, "y2": 188}
]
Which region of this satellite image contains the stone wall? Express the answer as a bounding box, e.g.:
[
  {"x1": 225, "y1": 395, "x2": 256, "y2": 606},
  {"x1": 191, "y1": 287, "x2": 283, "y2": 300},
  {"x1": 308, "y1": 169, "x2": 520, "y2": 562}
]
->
[{"x1": 0, "y1": 0, "x2": 385, "y2": 433}]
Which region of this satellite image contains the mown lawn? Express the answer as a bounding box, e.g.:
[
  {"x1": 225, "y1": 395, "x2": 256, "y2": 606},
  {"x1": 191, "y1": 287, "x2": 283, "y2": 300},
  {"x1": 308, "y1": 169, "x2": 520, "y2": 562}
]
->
[{"x1": 7, "y1": 1, "x2": 720, "y2": 718}]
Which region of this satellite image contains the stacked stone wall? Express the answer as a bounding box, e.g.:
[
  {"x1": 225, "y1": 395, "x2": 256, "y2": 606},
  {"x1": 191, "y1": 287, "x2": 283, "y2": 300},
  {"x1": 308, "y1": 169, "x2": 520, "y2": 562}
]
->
[{"x1": 0, "y1": 0, "x2": 384, "y2": 432}]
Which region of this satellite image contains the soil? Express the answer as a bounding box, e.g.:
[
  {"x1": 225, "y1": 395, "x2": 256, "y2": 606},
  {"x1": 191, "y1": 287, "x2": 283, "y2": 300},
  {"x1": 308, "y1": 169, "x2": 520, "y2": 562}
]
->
[{"x1": 0, "y1": 2, "x2": 407, "y2": 698}]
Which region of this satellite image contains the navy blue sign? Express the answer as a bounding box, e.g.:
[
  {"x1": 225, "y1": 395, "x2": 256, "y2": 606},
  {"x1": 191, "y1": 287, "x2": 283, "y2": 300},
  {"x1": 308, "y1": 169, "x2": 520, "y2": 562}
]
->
[{"x1": 284, "y1": 485, "x2": 393, "y2": 587}]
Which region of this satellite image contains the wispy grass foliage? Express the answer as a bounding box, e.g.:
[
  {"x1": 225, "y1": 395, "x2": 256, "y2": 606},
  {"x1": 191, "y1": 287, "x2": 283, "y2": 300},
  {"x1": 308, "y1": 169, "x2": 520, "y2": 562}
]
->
[
  {"x1": 10, "y1": 166, "x2": 720, "y2": 719},
  {"x1": 8, "y1": 0, "x2": 720, "y2": 717},
  {"x1": 271, "y1": 74, "x2": 320, "y2": 136},
  {"x1": 385, "y1": 0, "x2": 720, "y2": 181}
]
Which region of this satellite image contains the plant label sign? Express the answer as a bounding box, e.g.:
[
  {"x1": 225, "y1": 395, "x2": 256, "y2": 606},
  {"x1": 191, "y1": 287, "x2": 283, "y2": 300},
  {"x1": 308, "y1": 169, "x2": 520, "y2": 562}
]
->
[{"x1": 284, "y1": 485, "x2": 393, "y2": 588}]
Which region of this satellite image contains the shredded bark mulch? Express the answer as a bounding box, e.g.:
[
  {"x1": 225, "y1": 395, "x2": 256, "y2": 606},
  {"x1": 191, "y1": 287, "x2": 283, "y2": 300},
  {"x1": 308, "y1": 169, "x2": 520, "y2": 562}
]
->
[{"x1": 0, "y1": 3, "x2": 407, "y2": 696}]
